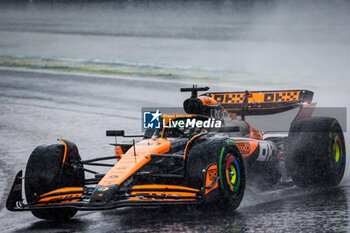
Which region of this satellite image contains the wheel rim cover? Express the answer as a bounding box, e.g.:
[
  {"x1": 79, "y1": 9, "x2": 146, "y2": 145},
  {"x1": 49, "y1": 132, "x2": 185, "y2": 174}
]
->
[
  {"x1": 333, "y1": 135, "x2": 343, "y2": 168},
  {"x1": 225, "y1": 154, "x2": 240, "y2": 193}
]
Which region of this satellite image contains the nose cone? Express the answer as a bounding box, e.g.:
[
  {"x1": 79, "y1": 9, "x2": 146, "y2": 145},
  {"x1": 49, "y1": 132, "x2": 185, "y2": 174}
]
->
[{"x1": 89, "y1": 184, "x2": 119, "y2": 206}]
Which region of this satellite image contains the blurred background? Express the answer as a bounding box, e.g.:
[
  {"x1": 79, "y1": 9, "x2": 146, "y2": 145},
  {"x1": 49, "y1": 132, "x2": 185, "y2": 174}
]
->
[{"x1": 1, "y1": 0, "x2": 350, "y2": 89}]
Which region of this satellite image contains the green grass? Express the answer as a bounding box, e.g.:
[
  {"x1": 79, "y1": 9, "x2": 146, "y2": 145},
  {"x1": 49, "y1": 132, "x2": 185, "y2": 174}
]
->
[
  {"x1": 0, "y1": 56, "x2": 220, "y2": 82},
  {"x1": 0, "y1": 56, "x2": 299, "y2": 88}
]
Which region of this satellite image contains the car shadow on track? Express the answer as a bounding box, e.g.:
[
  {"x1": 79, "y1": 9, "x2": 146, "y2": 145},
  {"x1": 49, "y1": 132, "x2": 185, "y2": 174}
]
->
[
  {"x1": 101, "y1": 205, "x2": 246, "y2": 232},
  {"x1": 15, "y1": 218, "x2": 88, "y2": 233}
]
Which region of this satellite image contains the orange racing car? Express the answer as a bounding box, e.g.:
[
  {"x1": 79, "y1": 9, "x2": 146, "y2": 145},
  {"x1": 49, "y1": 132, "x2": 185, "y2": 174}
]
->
[{"x1": 6, "y1": 86, "x2": 346, "y2": 220}]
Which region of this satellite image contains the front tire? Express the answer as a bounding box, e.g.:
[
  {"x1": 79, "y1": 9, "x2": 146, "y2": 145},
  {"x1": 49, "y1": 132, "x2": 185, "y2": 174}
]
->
[
  {"x1": 25, "y1": 142, "x2": 84, "y2": 220},
  {"x1": 186, "y1": 138, "x2": 245, "y2": 209}
]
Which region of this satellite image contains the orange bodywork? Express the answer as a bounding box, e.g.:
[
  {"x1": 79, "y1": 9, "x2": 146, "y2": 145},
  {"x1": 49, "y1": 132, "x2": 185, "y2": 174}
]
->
[
  {"x1": 211, "y1": 91, "x2": 300, "y2": 104},
  {"x1": 235, "y1": 140, "x2": 259, "y2": 158},
  {"x1": 115, "y1": 146, "x2": 123, "y2": 161},
  {"x1": 99, "y1": 138, "x2": 171, "y2": 186},
  {"x1": 36, "y1": 187, "x2": 83, "y2": 205},
  {"x1": 115, "y1": 146, "x2": 123, "y2": 156},
  {"x1": 198, "y1": 96, "x2": 218, "y2": 105},
  {"x1": 58, "y1": 139, "x2": 68, "y2": 163},
  {"x1": 246, "y1": 122, "x2": 263, "y2": 140},
  {"x1": 183, "y1": 133, "x2": 203, "y2": 159},
  {"x1": 205, "y1": 164, "x2": 218, "y2": 195},
  {"x1": 128, "y1": 184, "x2": 199, "y2": 201}
]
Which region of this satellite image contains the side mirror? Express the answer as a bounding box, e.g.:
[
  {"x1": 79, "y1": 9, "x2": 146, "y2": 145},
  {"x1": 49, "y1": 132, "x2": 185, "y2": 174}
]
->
[{"x1": 106, "y1": 130, "x2": 125, "y2": 137}]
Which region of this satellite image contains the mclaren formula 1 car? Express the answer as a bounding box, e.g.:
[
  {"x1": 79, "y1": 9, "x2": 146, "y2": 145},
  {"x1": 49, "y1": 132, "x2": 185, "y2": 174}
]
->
[{"x1": 7, "y1": 86, "x2": 346, "y2": 220}]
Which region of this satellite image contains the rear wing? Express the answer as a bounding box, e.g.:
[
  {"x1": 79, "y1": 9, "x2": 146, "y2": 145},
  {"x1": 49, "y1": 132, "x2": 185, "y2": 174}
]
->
[{"x1": 201, "y1": 90, "x2": 313, "y2": 115}]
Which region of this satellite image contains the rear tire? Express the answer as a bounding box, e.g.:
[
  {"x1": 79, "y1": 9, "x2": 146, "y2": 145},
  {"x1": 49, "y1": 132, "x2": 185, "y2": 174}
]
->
[
  {"x1": 285, "y1": 117, "x2": 346, "y2": 187},
  {"x1": 25, "y1": 142, "x2": 84, "y2": 220},
  {"x1": 186, "y1": 138, "x2": 245, "y2": 209}
]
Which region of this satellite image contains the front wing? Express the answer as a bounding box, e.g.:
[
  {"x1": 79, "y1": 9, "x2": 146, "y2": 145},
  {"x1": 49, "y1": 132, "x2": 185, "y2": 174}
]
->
[{"x1": 7, "y1": 169, "x2": 217, "y2": 211}]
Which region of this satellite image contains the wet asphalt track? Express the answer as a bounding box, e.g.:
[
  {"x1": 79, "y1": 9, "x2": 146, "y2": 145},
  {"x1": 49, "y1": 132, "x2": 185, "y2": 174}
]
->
[{"x1": 0, "y1": 68, "x2": 350, "y2": 232}]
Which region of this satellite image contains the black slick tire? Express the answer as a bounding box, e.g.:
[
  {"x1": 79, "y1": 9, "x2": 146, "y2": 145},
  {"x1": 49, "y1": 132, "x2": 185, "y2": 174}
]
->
[
  {"x1": 285, "y1": 117, "x2": 346, "y2": 187},
  {"x1": 25, "y1": 143, "x2": 84, "y2": 220},
  {"x1": 186, "y1": 137, "x2": 245, "y2": 209}
]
